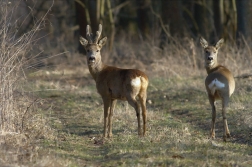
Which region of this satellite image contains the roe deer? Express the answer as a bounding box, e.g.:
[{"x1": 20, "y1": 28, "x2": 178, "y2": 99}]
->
[
  {"x1": 79, "y1": 24, "x2": 148, "y2": 138},
  {"x1": 200, "y1": 37, "x2": 235, "y2": 142}
]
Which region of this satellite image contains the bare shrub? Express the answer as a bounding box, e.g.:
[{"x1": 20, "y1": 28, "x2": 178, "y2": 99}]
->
[{"x1": 0, "y1": 0, "x2": 56, "y2": 165}]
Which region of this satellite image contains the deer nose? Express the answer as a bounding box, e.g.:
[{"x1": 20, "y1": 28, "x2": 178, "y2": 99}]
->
[
  {"x1": 207, "y1": 57, "x2": 213, "y2": 61},
  {"x1": 89, "y1": 57, "x2": 95, "y2": 61}
]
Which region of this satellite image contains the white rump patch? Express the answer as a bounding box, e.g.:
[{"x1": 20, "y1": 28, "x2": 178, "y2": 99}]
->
[
  {"x1": 208, "y1": 78, "x2": 225, "y2": 95},
  {"x1": 131, "y1": 77, "x2": 141, "y2": 87}
]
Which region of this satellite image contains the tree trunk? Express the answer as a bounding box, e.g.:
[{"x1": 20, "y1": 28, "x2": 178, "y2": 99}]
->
[
  {"x1": 213, "y1": 0, "x2": 223, "y2": 39},
  {"x1": 194, "y1": 0, "x2": 214, "y2": 41},
  {"x1": 88, "y1": 0, "x2": 100, "y2": 30},
  {"x1": 75, "y1": 0, "x2": 88, "y2": 53},
  {"x1": 136, "y1": 0, "x2": 150, "y2": 39},
  {"x1": 161, "y1": 0, "x2": 184, "y2": 36},
  {"x1": 236, "y1": 0, "x2": 249, "y2": 39}
]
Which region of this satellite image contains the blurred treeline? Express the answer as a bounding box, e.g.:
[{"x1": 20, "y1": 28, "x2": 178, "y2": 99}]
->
[{"x1": 11, "y1": 0, "x2": 252, "y2": 52}]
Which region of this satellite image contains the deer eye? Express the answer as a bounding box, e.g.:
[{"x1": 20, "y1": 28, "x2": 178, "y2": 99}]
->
[{"x1": 96, "y1": 50, "x2": 99, "y2": 52}]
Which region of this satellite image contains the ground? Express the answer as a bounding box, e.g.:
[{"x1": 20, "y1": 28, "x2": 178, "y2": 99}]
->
[
  {"x1": 19, "y1": 63, "x2": 252, "y2": 166},
  {"x1": 1, "y1": 39, "x2": 252, "y2": 166}
]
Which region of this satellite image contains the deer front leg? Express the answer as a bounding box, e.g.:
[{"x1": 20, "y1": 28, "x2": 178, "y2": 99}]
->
[
  {"x1": 103, "y1": 99, "x2": 110, "y2": 138},
  {"x1": 222, "y1": 98, "x2": 231, "y2": 142},
  {"x1": 208, "y1": 95, "x2": 216, "y2": 139},
  {"x1": 108, "y1": 99, "x2": 117, "y2": 138}
]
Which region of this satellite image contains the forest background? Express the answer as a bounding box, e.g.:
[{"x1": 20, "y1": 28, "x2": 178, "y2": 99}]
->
[{"x1": 11, "y1": 0, "x2": 252, "y2": 54}]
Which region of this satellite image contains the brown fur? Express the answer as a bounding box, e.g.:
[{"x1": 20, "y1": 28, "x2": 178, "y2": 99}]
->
[
  {"x1": 80, "y1": 24, "x2": 148, "y2": 138},
  {"x1": 200, "y1": 37, "x2": 235, "y2": 142}
]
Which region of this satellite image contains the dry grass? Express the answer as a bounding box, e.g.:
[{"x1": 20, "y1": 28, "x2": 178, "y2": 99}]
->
[
  {"x1": 0, "y1": 1, "x2": 61, "y2": 166},
  {"x1": 23, "y1": 32, "x2": 252, "y2": 166}
]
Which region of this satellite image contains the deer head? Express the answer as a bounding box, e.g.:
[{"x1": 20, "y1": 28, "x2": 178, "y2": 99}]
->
[
  {"x1": 200, "y1": 37, "x2": 224, "y2": 68},
  {"x1": 80, "y1": 24, "x2": 107, "y2": 66}
]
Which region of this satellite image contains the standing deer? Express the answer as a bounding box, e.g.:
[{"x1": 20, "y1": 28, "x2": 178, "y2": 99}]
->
[
  {"x1": 79, "y1": 24, "x2": 148, "y2": 138},
  {"x1": 200, "y1": 37, "x2": 235, "y2": 142}
]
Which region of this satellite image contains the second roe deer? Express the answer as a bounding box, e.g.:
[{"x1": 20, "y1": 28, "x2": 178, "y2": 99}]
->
[
  {"x1": 200, "y1": 37, "x2": 235, "y2": 142},
  {"x1": 79, "y1": 24, "x2": 149, "y2": 138}
]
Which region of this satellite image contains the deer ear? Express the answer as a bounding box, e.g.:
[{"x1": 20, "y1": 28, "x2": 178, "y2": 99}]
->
[
  {"x1": 80, "y1": 36, "x2": 88, "y2": 47},
  {"x1": 98, "y1": 37, "x2": 107, "y2": 47},
  {"x1": 215, "y1": 38, "x2": 224, "y2": 50},
  {"x1": 200, "y1": 37, "x2": 208, "y2": 49}
]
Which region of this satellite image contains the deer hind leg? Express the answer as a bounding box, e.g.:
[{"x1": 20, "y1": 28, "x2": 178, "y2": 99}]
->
[
  {"x1": 208, "y1": 95, "x2": 216, "y2": 139},
  {"x1": 126, "y1": 95, "x2": 142, "y2": 136},
  {"x1": 138, "y1": 92, "x2": 147, "y2": 136},
  {"x1": 108, "y1": 99, "x2": 117, "y2": 138},
  {"x1": 222, "y1": 97, "x2": 231, "y2": 142}
]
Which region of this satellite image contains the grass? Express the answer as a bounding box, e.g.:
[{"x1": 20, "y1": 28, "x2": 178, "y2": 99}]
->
[{"x1": 23, "y1": 62, "x2": 252, "y2": 166}]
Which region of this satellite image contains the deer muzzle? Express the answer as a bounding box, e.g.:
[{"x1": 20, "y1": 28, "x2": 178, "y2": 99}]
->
[
  {"x1": 207, "y1": 56, "x2": 213, "y2": 61},
  {"x1": 89, "y1": 57, "x2": 95, "y2": 63}
]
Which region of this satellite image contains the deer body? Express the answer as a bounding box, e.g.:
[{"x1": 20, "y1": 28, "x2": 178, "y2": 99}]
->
[
  {"x1": 80, "y1": 24, "x2": 148, "y2": 138},
  {"x1": 200, "y1": 37, "x2": 235, "y2": 142},
  {"x1": 95, "y1": 67, "x2": 147, "y2": 99}
]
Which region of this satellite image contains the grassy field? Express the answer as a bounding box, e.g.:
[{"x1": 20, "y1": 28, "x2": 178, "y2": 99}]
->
[
  {"x1": 1, "y1": 1, "x2": 252, "y2": 166},
  {"x1": 14, "y1": 60, "x2": 251, "y2": 166},
  {"x1": 1, "y1": 27, "x2": 252, "y2": 166}
]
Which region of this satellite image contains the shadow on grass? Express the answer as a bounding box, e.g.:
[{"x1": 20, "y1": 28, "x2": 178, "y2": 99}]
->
[{"x1": 150, "y1": 86, "x2": 252, "y2": 145}]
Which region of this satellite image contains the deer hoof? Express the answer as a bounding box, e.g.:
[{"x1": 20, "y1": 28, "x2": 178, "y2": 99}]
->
[
  {"x1": 226, "y1": 133, "x2": 231, "y2": 138},
  {"x1": 223, "y1": 136, "x2": 227, "y2": 142}
]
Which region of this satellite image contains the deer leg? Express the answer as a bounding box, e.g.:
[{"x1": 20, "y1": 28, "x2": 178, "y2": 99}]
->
[
  {"x1": 127, "y1": 96, "x2": 141, "y2": 136},
  {"x1": 222, "y1": 97, "x2": 230, "y2": 142},
  {"x1": 208, "y1": 95, "x2": 216, "y2": 139},
  {"x1": 103, "y1": 98, "x2": 110, "y2": 138},
  {"x1": 138, "y1": 93, "x2": 147, "y2": 136},
  {"x1": 108, "y1": 99, "x2": 117, "y2": 138}
]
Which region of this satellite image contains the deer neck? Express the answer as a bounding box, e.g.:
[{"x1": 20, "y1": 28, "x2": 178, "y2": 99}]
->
[
  {"x1": 205, "y1": 62, "x2": 219, "y2": 74},
  {"x1": 88, "y1": 59, "x2": 105, "y2": 81}
]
